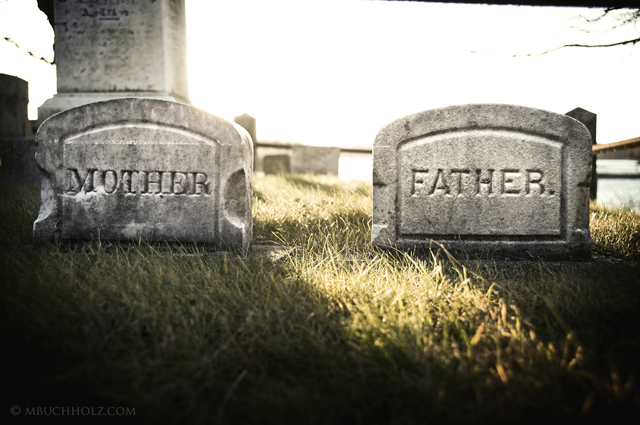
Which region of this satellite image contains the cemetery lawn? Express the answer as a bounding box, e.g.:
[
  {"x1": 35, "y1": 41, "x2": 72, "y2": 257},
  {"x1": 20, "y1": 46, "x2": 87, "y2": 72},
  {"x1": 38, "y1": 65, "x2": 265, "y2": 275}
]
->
[{"x1": 1, "y1": 175, "x2": 639, "y2": 424}]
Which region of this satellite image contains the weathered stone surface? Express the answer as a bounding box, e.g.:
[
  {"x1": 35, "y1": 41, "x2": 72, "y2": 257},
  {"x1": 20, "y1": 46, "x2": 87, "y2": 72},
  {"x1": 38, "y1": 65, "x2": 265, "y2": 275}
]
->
[
  {"x1": 291, "y1": 146, "x2": 339, "y2": 176},
  {"x1": 372, "y1": 104, "x2": 592, "y2": 259},
  {"x1": 34, "y1": 99, "x2": 253, "y2": 253},
  {"x1": 38, "y1": 0, "x2": 188, "y2": 124}
]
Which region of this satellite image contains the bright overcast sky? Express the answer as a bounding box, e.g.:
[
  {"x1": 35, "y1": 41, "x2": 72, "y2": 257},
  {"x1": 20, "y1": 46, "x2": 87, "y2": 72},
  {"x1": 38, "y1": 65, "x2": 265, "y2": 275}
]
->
[{"x1": 1, "y1": 0, "x2": 638, "y2": 147}]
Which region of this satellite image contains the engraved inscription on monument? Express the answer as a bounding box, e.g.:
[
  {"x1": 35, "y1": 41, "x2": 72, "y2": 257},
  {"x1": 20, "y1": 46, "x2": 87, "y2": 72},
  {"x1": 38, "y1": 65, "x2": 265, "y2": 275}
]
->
[
  {"x1": 65, "y1": 169, "x2": 211, "y2": 196},
  {"x1": 59, "y1": 128, "x2": 219, "y2": 242},
  {"x1": 398, "y1": 131, "x2": 562, "y2": 236}
]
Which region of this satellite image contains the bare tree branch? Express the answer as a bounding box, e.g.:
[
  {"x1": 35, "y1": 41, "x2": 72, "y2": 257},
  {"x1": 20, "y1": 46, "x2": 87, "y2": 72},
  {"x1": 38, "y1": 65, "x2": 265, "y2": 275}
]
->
[
  {"x1": 571, "y1": 8, "x2": 640, "y2": 33},
  {"x1": 2, "y1": 35, "x2": 54, "y2": 65},
  {"x1": 465, "y1": 36, "x2": 640, "y2": 57},
  {"x1": 464, "y1": 7, "x2": 640, "y2": 57}
]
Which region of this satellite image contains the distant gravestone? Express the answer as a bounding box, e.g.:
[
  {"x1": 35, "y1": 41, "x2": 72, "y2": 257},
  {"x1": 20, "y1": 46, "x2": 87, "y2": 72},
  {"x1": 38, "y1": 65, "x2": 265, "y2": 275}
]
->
[
  {"x1": 0, "y1": 74, "x2": 31, "y2": 137},
  {"x1": 372, "y1": 104, "x2": 592, "y2": 259},
  {"x1": 38, "y1": 0, "x2": 189, "y2": 124},
  {"x1": 292, "y1": 146, "x2": 339, "y2": 176},
  {"x1": 0, "y1": 74, "x2": 38, "y2": 183},
  {"x1": 234, "y1": 114, "x2": 257, "y2": 145},
  {"x1": 34, "y1": 99, "x2": 253, "y2": 253},
  {"x1": 565, "y1": 108, "x2": 597, "y2": 201},
  {"x1": 263, "y1": 155, "x2": 291, "y2": 174}
]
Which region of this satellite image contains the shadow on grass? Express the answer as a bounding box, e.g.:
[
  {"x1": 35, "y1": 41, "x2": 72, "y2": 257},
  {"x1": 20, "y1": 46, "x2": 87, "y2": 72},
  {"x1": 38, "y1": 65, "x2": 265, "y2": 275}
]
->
[{"x1": 2, "y1": 182, "x2": 640, "y2": 424}]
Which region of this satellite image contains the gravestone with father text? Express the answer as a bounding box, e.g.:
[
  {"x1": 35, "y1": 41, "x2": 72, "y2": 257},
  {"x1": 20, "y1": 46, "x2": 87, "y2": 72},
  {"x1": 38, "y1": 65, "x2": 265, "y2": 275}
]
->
[
  {"x1": 34, "y1": 99, "x2": 253, "y2": 253},
  {"x1": 372, "y1": 104, "x2": 592, "y2": 259}
]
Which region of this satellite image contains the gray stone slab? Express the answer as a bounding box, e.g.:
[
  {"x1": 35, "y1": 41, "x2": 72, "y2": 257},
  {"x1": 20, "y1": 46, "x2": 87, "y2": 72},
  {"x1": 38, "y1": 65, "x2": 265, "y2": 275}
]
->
[
  {"x1": 372, "y1": 104, "x2": 592, "y2": 260},
  {"x1": 38, "y1": 0, "x2": 188, "y2": 124},
  {"x1": 263, "y1": 155, "x2": 291, "y2": 175},
  {"x1": 34, "y1": 98, "x2": 253, "y2": 253},
  {"x1": 1, "y1": 74, "x2": 32, "y2": 138},
  {"x1": 291, "y1": 146, "x2": 339, "y2": 175},
  {"x1": 1, "y1": 74, "x2": 37, "y2": 183}
]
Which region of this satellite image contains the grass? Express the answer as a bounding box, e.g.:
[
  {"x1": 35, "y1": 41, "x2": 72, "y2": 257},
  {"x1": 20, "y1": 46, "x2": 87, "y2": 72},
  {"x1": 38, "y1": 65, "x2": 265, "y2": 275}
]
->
[{"x1": 1, "y1": 175, "x2": 639, "y2": 424}]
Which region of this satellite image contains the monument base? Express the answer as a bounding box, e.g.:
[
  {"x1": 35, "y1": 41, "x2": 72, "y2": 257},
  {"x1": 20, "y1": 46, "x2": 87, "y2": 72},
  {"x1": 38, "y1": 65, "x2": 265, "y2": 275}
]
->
[{"x1": 37, "y1": 92, "x2": 190, "y2": 126}]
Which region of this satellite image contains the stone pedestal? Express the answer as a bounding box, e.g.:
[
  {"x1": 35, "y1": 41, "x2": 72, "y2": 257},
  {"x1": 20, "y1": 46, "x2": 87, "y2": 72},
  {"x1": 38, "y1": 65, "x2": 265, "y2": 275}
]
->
[{"x1": 38, "y1": 0, "x2": 189, "y2": 124}]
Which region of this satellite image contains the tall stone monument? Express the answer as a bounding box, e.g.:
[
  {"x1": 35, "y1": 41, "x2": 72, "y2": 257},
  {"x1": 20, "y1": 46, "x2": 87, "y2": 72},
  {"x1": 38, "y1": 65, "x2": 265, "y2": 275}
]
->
[
  {"x1": 372, "y1": 104, "x2": 592, "y2": 260},
  {"x1": 38, "y1": 0, "x2": 189, "y2": 124}
]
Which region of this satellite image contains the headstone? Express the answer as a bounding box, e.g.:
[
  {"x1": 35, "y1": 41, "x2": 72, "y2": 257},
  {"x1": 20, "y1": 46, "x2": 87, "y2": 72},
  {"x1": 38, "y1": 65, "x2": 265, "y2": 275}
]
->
[
  {"x1": 0, "y1": 74, "x2": 38, "y2": 183},
  {"x1": 291, "y1": 146, "x2": 339, "y2": 176},
  {"x1": 234, "y1": 114, "x2": 257, "y2": 146},
  {"x1": 0, "y1": 74, "x2": 32, "y2": 137},
  {"x1": 33, "y1": 98, "x2": 253, "y2": 253},
  {"x1": 263, "y1": 154, "x2": 291, "y2": 174},
  {"x1": 234, "y1": 113, "x2": 257, "y2": 169},
  {"x1": 372, "y1": 104, "x2": 592, "y2": 260},
  {"x1": 565, "y1": 108, "x2": 597, "y2": 200},
  {"x1": 37, "y1": 0, "x2": 189, "y2": 124}
]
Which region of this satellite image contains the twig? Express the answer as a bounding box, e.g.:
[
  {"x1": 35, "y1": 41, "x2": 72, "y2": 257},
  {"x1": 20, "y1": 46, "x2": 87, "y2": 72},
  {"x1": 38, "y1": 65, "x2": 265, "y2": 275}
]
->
[
  {"x1": 464, "y1": 36, "x2": 640, "y2": 57},
  {"x1": 2, "y1": 35, "x2": 54, "y2": 65}
]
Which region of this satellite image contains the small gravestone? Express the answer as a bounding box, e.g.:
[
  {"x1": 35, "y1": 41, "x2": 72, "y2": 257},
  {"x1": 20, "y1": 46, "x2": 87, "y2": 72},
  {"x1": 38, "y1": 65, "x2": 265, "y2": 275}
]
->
[
  {"x1": 38, "y1": 0, "x2": 189, "y2": 124},
  {"x1": 34, "y1": 99, "x2": 253, "y2": 253},
  {"x1": 372, "y1": 104, "x2": 592, "y2": 259},
  {"x1": 263, "y1": 155, "x2": 291, "y2": 174},
  {"x1": 292, "y1": 146, "x2": 339, "y2": 175}
]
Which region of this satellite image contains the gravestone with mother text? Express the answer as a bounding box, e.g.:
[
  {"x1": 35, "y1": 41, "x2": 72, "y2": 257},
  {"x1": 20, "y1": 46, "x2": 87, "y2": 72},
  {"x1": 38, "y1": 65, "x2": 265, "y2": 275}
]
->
[
  {"x1": 34, "y1": 98, "x2": 253, "y2": 253},
  {"x1": 38, "y1": 0, "x2": 189, "y2": 124},
  {"x1": 372, "y1": 104, "x2": 592, "y2": 259}
]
